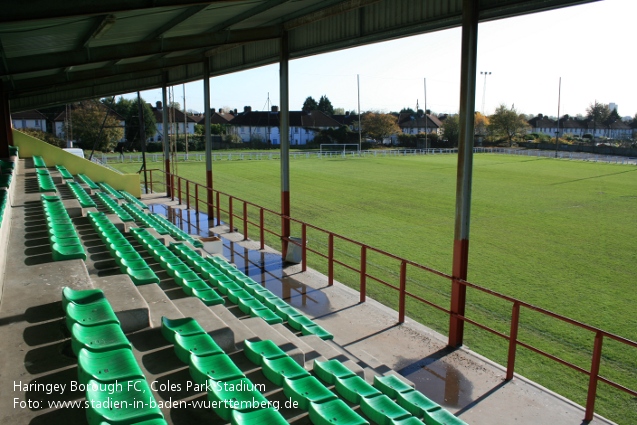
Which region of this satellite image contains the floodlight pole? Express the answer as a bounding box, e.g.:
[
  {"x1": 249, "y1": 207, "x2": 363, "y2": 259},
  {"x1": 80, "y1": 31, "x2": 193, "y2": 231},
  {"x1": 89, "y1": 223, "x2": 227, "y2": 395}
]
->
[
  {"x1": 555, "y1": 77, "x2": 561, "y2": 158},
  {"x1": 162, "y1": 75, "x2": 171, "y2": 197},
  {"x1": 449, "y1": 0, "x2": 479, "y2": 348},
  {"x1": 204, "y1": 58, "x2": 214, "y2": 220},
  {"x1": 280, "y1": 31, "x2": 291, "y2": 258},
  {"x1": 424, "y1": 78, "x2": 428, "y2": 151},
  {"x1": 358, "y1": 74, "x2": 362, "y2": 152}
]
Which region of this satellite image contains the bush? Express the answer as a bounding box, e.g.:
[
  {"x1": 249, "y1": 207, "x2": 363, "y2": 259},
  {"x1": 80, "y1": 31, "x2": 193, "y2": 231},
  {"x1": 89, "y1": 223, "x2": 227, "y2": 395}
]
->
[{"x1": 19, "y1": 129, "x2": 66, "y2": 148}]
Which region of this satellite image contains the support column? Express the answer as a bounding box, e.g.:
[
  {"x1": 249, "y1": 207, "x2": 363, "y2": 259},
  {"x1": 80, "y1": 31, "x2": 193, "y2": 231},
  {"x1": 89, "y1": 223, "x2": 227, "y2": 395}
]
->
[
  {"x1": 0, "y1": 87, "x2": 12, "y2": 158},
  {"x1": 280, "y1": 31, "x2": 291, "y2": 258},
  {"x1": 449, "y1": 0, "x2": 479, "y2": 348},
  {"x1": 203, "y1": 58, "x2": 214, "y2": 220},
  {"x1": 162, "y1": 76, "x2": 171, "y2": 197}
]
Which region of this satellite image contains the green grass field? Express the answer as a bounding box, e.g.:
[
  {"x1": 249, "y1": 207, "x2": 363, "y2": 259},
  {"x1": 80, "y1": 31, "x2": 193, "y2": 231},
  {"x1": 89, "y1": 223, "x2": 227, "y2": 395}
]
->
[{"x1": 113, "y1": 154, "x2": 637, "y2": 423}]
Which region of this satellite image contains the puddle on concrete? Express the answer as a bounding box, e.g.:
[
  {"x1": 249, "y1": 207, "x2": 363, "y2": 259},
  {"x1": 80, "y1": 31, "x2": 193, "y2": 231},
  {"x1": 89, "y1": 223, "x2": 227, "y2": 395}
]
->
[
  {"x1": 399, "y1": 356, "x2": 473, "y2": 408},
  {"x1": 148, "y1": 204, "x2": 331, "y2": 315}
]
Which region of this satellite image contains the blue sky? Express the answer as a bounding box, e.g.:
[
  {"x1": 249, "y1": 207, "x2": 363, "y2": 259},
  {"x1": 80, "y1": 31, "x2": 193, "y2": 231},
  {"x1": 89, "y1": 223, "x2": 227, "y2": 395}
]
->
[{"x1": 126, "y1": 0, "x2": 636, "y2": 119}]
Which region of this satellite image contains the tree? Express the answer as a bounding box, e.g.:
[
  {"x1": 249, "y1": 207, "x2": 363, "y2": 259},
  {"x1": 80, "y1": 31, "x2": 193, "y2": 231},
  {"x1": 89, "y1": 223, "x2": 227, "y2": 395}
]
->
[
  {"x1": 317, "y1": 95, "x2": 334, "y2": 115},
  {"x1": 441, "y1": 115, "x2": 460, "y2": 146},
  {"x1": 69, "y1": 100, "x2": 124, "y2": 151},
  {"x1": 333, "y1": 107, "x2": 345, "y2": 115},
  {"x1": 474, "y1": 112, "x2": 489, "y2": 137},
  {"x1": 586, "y1": 101, "x2": 610, "y2": 141},
  {"x1": 488, "y1": 104, "x2": 530, "y2": 147},
  {"x1": 112, "y1": 97, "x2": 157, "y2": 148},
  {"x1": 399, "y1": 107, "x2": 416, "y2": 114},
  {"x1": 302, "y1": 96, "x2": 318, "y2": 112},
  {"x1": 361, "y1": 112, "x2": 400, "y2": 141}
]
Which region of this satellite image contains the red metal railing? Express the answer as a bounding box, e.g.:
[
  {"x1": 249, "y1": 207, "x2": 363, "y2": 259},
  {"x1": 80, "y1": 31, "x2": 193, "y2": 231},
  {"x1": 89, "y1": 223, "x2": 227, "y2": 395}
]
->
[{"x1": 146, "y1": 168, "x2": 636, "y2": 421}]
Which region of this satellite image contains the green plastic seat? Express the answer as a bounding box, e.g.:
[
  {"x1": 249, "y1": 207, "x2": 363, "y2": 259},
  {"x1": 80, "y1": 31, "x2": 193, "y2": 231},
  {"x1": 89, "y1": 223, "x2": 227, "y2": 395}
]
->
[
  {"x1": 243, "y1": 339, "x2": 287, "y2": 366},
  {"x1": 288, "y1": 314, "x2": 316, "y2": 331},
  {"x1": 250, "y1": 307, "x2": 284, "y2": 325},
  {"x1": 62, "y1": 287, "x2": 104, "y2": 312},
  {"x1": 396, "y1": 389, "x2": 440, "y2": 418},
  {"x1": 65, "y1": 298, "x2": 119, "y2": 331},
  {"x1": 392, "y1": 417, "x2": 428, "y2": 425},
  {"x1": 313, "y1": 359, "x2": 356, "y2": 385},
  {"x1": 335, "y1": 375, "x2": 382, "y2": 404},
  {"x1": 373, "y1": 374, "x2": 413, "y2": 398},
  {"x1": 226, "y1": 288, "x2": 253, "y2": 305},
  {"x1": 189, "y1": 353, "x2": 245, "y2": 385},
  {"x1": 274, "y1": 305, "x2": 302, "y2": 321},
  {"x1": 301, "y1": 323, "x2": 334, "y2": 340},
  {"x1": 192, "y1": 287, "x2": 225, "y2": 306},
  {"x1": 52, "y1": 243, "x2": 86, "y2": 261},
  {"x1": 85, "y1": 378, "x2": 163, "y2": 425},
  {"x1": 282, "y1": 375, "x2": 337, "y2": 410},
  {"x1": 181, "y1": 278, "x2": 210, "y2": 295},
  {"x1": 216, "y1": 279, "x2": 242, "y2": 295},
  {"x1": 309, "y1": 398, "x2": 370, "y2": 425},
  {"x1": 422, "y1": 407, "x2": 469, "y2": 425},
  {"x1": 207, "y1": 377, "x2": 268, "y2": 421},
  {"x1": 161, "y1": 317, "x2": 206, "y2": 344},
  {"x1": 127, "y1": 267, "x2": 160, "y2": 285},
  {"x1": 237, "y1": 297, "x2": 266, "y2": 315},
  {"x1": 230, "y1": 408, "x2": 288, "y2": 425},
  {"x1": 166, "y1": 263, "x2": 191, "y2": 279},
  {"x1": 71, "y1": 322, "x2": 131, "y2": 356},
  {"x1": 252, "y1": 287, "x2": 278, "y2": 303},
  {"x1": 262, "y1": 356, "x2": 310, "y2": 386},
  {"x1": 77, "y1": 347, "x2": 144, "y2": 385},
  {"x1": 263, "y1": 297, "x2": 289, "y2": 310},
  {"x1": 360, "y1": 394, "x2": 411, "y2": 425},
  {"x1": 174, "y1": 333, "x2": 224, "y2": 364}
]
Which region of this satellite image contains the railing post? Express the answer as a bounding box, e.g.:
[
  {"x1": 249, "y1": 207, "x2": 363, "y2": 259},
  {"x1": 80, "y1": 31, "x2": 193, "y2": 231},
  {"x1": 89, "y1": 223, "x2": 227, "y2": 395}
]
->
[
  {"x1": 216, "y1": 192, "x2": 221, "y2": 226},
  {"x1": 177, "y1": 178, "x2": 182, "y2": 204},
  {"x1": 398, "y1": 260, "x2": 407, "y2": 323},
  {"x1": 229, "y1": 197, "x2": 234, "y2": 232},
  {"x1": 585, "y1": 332, "x2": 604, "y2": 421},
  {"x1": 259, "y1": 208, "x2": 265, "y2": 250},
  {"x1": 506, "y1": 302, "x2": 521, "y2": 380},
  {"x1": 170, "y1": 174, "x2": 175, "y2": 201},
  {"x1": 186, "y1": 181, "x2": 190, "y2": 210},
  {"x1": 328, "y1": 233, "x2": 334, "y2": 286},
  {"x1": 360, "y1": 246, "x2": 367, "y2": 303},
  {"x1": 243, "y1": 201, "x2": 248, "y2": 240},
  {"x1": 149, "y1": 170, "x2": 153, "y2": 194},
  {"x1": 301, "y1": 223, "x2": 307, "y2": 272},
  {"x1": 195, "y1": 184, "x2": 199, "y2": 214}
]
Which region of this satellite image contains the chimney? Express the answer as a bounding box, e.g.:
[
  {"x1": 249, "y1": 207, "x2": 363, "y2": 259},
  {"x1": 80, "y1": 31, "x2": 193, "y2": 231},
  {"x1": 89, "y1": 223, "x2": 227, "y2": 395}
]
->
[
  {"x1": 156, "y1": 101, "x2": 163, "y2": 110},
  {"x1": 234, "y1": 109, "x2": 238, "y2": 115},
  {"x1": 538, "y1": 113, "x2": 543, "y2": 119},
  {"x1": 345, "y1": 111, "x2": 350, "y2": 116},
  {"x1": 211, "y1": 108, "x2": 216, "y2": 114},
  {"x1": 271, "y1": 105, "x2": 278, "y2": 112},
  {"x1": 244, "y1": 106, "x2": 252, "y2": 113},
  {"x1": 219, "y1": 108, "x2": 224, "y2": 114}
]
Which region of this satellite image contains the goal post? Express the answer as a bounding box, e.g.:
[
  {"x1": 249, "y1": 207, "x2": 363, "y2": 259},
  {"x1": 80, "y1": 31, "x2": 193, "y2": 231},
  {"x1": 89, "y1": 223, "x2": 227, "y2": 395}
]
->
[{"x1": 320, "y1": 144, "x2": 361, "y2": 154}]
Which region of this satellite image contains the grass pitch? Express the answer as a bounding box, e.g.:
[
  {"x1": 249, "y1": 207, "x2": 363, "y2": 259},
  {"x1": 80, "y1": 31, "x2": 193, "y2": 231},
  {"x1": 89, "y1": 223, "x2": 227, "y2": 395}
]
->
[{"x1": 113, "y1": 153, "x2": 637, "y2": 423}]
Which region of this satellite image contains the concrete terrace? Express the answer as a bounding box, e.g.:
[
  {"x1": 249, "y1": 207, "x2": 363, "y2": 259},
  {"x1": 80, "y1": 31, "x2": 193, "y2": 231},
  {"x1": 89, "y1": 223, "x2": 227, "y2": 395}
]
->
[{"x1": 0, "y1": 158, "x2": 614, "y2": 425}]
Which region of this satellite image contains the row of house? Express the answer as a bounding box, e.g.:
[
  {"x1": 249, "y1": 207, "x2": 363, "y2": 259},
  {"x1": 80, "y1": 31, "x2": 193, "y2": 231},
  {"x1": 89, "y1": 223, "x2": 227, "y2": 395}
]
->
[{"x1": 12, "y1": 104, "x2": 636, "y2": 147}]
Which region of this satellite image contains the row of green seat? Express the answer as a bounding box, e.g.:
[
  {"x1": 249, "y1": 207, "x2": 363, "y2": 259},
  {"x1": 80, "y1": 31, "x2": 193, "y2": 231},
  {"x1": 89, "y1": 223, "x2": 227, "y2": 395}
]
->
[
  {"x1": 33, "y1": 155, "x2": 47, "y2": 168},
  {"x1": 314, "y1": 359, "x2": 469, "y2": 425},
  {"x1": 0, "y1": 159, "x2": 15, "y2": 174},
  {"x1": 42, "y1": 194, "x2": 86, "y2": 261},
  {"x1": 129, "y1": 227, "x2": 224, "y2": 306},
  {"x1": 77, "y1": 173, "x2": 100, "y2": 190},
  {"x1": 161, "y1": 317, "x2": 287, "y2": 424},
  {"x1": 0, "y1": 191, "x2": 8, "y2": 227},
  {"x1": 150, "y1": 212, "x2": 204, "y2": 248},
  {"x1": 98, "y1": 181, "x2": 124, "y2": 199},
  {"x1": 9, "y1": 145, "x2": 18, "y2": 157},
  {"x1": 66, "y1": 181, "x2": 96, "y2": 208},
  {"x1": 122, "y1": 202, "x2": 169, "y2": 235},
  {"x1": 95, "y1": 192, "x2": 134, "y2": 222},
  {"x1": 55, "y1": 164, "x2": 74, "y2": 180},
  {"x1": 62, "y1": 287, "x2": 166, "y2": 425},
  {"x1": 0, "y1": 173, "x2": 11, "y2": 188},
  {"x1": 245, "y1": 339, "x2": 369, "y2": 425},
  {"x1": 36, "y1": 168, "x2": 56, "y2": 192},
  {"x1": 120, "y1": 190, "x2": 149, "y2": 210},
  {"x1": 87, "y1": 211, "x2": 159, "y2": 285},
  {"x1": 205, "y1": 253, "x2": 333, "y2": 339}
]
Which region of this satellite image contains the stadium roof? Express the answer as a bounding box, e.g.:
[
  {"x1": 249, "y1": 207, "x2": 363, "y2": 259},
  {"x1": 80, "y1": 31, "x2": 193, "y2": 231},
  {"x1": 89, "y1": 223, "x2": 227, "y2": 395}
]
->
[{"x1": 1, "y1": 0, "x2": 598, "y2": 112}]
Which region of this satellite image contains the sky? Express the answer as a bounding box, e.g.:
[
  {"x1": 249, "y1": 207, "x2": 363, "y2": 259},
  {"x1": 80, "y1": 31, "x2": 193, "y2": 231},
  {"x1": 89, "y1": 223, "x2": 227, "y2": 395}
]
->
[{"x1": 124, "y1": 0, "x2": 637, "y2": 119}]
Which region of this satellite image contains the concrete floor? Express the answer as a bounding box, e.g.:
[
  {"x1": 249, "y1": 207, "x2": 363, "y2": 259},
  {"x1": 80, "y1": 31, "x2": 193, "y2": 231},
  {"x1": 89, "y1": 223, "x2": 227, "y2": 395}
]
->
[{"x1": 0, "y1": 162, "x2": 616, "y2": 425}]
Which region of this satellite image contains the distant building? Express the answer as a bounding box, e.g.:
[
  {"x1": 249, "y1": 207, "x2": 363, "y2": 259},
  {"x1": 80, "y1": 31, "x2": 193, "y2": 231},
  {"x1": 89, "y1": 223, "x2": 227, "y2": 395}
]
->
[
  {"x1": 332, "y1": 112, "x2": 361, "y2": 132},
  {"x1": 229, "y1": 106, "x2": 341, "y2": 145},
  {"x1": 527, "y1": 113, "x2": 632, "y2": 140},
  {"x1": 397, "y1": 111, "x2": 442, "y2": 135},
  {"x1": 11, "y1": 110, "x2": 47, "y2": 132},
  {"x1": 149, "y1": 101, "x2": 198, "y2": 142}
]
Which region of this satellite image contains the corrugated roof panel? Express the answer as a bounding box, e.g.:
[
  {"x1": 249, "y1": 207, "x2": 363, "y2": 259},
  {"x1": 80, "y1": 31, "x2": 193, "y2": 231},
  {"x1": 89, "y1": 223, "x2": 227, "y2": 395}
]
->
[
  {"x1": 231, "y1": 0, "x2": 319, "y2": 30},
  {"x1": 290, "y1": 9, "x2": 359, "y2": 53},
  {"x1": 243, "y1": 39, "x2": 279, "y2": 63},
  {"x1": 115, "y1": 55, "x2": 158, "y2": 66},
  {"x1": 1, "y1": 18, "x2": 94, "y2": 58},
  {"x1": 67, "y1": 61, "x2": 111, "y2": 72},
  {"x1": 165, "y1": 2, "x2": 265, "y2": 38}
]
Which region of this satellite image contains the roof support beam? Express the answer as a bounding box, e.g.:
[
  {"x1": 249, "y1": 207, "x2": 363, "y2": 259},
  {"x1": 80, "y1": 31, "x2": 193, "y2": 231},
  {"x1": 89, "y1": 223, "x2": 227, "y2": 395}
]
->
[
  {"x1": 279, "y1": 31, "x2": 290, "y2": 259},
  {"x1": 2, "y1": 25, "x2": 281, "y2": 77},
  {"x1": 449, "y1": 0, "x2": 479, "y2": 348}
]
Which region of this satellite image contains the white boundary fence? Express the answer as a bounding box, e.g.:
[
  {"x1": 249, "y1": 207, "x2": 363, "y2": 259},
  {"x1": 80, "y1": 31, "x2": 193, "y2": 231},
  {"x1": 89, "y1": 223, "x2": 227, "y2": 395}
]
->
[{"x1": 98, "y1": 147, "x2": 637, "y2": 166}]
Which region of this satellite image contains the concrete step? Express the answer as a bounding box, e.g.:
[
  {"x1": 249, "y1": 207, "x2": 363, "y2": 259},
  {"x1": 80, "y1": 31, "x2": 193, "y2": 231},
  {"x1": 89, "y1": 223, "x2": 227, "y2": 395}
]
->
[
  {"x1": 240, "y1": 317, "x2": 305, "y2": 365},
  {"x1": 91, "y1": 275, "x2": 150, "y2": 333},
  {"x1": 136, "y1": 283, "x2": 184, "y2": 327},
  {"x1": 208, "y1": 303, "x2": 257, "y2": 350}
]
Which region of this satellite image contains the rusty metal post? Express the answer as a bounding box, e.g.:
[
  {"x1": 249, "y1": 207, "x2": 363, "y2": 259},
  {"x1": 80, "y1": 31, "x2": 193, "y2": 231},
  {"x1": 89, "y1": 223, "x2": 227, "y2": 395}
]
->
[
  {"x1": 177, "y1": 177, "x2": 182, "y2": 204},
  {"x1": 259, "y1": 208, "x2": 265, "y2": 250},
  {"x1": 280, "y1": 31, "x2": 291, "y2": 258},
  {"x1": 204, "y1": 59, "x2": 214, "y2": 220},
  {"x1": 228, "y1": 196, "x2": 234, "y2": 233},
  {"x1": 149, "y1": 170, "x2": 153, "y2": 194},
  {"x1": 449, "y1": 0, "x2": 479, "y2": 348},
  {"x1": 328, "y1": 233, "x2": 334, "y2": 286},
  {"x1": 506, "y1": 302, "x2": 521, "y2": 380},
  {"x1": 161, "y1": 77, "x2": 171, "y2": 197},
  {"x1": 360, "y1": 246, "x2": 367, "y2": 303},
  {"x1": 216, "y1": 192, "x2": 221, "y2": 225},
  {"x1": 301, "y1": 224, "x2": 307, "y2": 272},
  {"x1": 186, "y1": 181, "x2": 190, "y2": 210},
  {"x1": 243, "y1": 201, "x2": 248, "y2": 240},
  {"x1": 195, "y1": 184, "x2": 199, "y2": 214},
  {"x1": 398, "y1": 260, "x2": 407, "y2": 323},
  {"x1": 585, "y1": 332, "x2": 604, "y2": 421}
]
